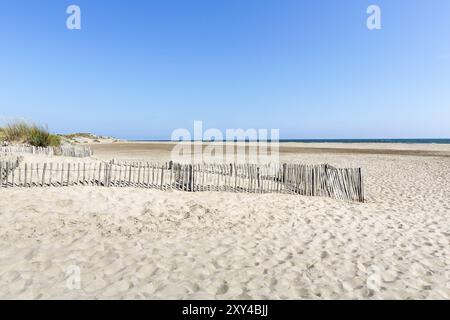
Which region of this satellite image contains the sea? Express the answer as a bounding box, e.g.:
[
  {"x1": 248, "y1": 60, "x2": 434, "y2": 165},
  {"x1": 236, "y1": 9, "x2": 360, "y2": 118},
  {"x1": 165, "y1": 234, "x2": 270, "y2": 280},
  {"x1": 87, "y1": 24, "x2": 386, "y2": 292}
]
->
[
  {"x1": 278, "y1": 139, "x2": 450, "y2": 144},
  {"x1": 134, "y1": 139, "x2": 450, "y2": 144}
]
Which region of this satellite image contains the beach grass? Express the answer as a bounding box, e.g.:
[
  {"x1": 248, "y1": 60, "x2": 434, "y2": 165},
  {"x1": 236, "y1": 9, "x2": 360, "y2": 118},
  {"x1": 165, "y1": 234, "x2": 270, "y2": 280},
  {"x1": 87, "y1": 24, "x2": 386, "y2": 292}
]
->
[{"x1": 0, "y1": 121, "x2": 61, "y2": 147}]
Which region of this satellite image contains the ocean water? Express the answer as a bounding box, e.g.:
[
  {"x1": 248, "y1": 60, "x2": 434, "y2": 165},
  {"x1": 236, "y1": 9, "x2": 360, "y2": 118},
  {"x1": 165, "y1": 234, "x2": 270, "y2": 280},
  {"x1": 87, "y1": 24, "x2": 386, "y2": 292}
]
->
[
  {"x1": 278, "y1": 139, "x2": 450, "y2": 144},
  {"x1": 135, "y1": 139, "x2": 450, "y2": 144}
]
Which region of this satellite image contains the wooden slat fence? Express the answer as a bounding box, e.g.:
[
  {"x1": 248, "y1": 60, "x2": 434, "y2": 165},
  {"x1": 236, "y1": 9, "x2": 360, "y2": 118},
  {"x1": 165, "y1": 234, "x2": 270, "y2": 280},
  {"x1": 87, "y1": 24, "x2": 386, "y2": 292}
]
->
[
  {"x1": 54, "y1": 145, "x2": 93, "y2": 157},
  {"x1": 0, "y1": 160, "x2": 365, "y2": 202},
  {"x1": 0, "y1": 145, "x2": 55, "y2": 156},
  {"x1": 0, "y1": 157, "x2": 23, "y2": 184},
  {"x1": 0, "y1": 145, "x2": 93, "y2": 158}
]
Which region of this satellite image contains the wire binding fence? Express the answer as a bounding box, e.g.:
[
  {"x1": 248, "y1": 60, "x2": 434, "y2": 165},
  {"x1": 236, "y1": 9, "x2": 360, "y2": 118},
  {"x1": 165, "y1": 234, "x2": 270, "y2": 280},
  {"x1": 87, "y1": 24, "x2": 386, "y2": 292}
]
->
[{"x1": 0, "y1": 160, "x2": 365, "y2": 202}]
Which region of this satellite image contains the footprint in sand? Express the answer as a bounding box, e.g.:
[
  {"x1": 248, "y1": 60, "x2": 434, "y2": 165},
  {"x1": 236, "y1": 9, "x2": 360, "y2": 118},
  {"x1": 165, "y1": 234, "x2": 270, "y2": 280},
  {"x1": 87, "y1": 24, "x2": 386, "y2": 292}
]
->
[{"x1": 216, "y1": 281, "x2": 229, "y2": 295}]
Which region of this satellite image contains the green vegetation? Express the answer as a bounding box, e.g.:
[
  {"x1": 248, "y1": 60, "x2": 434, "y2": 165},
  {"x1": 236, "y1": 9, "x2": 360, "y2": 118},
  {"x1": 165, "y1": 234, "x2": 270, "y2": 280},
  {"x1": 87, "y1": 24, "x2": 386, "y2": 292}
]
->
[
  {"x1": 0, "y1": 127, "x2": 5, "y2": 141},
  {"x1": 62, "y1": 132, "x2": 95, "y2": 139},
  {"x1": 0, "y1": 121, "x2": 61, "y2": 147}
]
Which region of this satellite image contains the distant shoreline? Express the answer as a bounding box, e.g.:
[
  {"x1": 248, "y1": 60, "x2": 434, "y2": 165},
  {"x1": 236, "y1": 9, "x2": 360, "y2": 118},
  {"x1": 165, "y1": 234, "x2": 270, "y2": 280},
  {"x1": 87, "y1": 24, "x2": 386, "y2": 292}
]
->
[
  {"x1": 127, "y1": 139, "x2": 450, "y2": 144},
  {"x1": 88, "y1": 140, "x2": 450, "y2": 159}
]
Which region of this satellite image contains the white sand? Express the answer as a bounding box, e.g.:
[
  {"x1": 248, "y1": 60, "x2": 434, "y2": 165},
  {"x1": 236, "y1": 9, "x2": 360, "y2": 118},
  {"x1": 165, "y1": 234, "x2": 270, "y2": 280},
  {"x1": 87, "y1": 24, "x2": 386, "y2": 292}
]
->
[{"x1": 0, "y1": 144, "x2": 449, "y2": 299}]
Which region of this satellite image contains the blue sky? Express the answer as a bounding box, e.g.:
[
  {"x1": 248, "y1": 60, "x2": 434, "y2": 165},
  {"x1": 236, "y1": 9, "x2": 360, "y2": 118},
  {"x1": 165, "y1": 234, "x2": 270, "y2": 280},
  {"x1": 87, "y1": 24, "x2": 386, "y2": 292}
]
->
[{"x1": 1, "y1": 0, "x2": 449, "y2": 139}]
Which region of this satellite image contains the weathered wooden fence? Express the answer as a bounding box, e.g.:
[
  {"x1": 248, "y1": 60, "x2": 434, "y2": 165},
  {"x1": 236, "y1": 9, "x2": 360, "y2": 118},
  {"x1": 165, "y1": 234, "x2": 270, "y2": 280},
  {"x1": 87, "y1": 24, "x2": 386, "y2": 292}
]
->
[
  {"x1": 0, "y1": 145, "x2": 93, "y2": 157},
  {"x1": 0, "y1": 158, "x2": 22, "y2": 183},
  {"x1": 55, "y1": 145, "x2": 93, "y2": 157},
  {"x1": 0, "y1": 145, "x2": 55, "y2": 156},
  {"x1": 0, "y1": 161, "x2": 365, "y2": 202}
]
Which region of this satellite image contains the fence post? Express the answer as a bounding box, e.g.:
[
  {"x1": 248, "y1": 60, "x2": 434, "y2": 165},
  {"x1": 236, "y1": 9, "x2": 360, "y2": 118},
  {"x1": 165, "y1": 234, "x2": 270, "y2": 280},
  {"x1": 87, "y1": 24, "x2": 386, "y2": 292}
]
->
[
  {"x1": 358, "y1": 168, "x2": 364, "y2": 203},
  {"x1": 6, "y1": 162, "x2": 10, "y2": 187},
  {"x1": 42, "y1": 163, "x2": 47, "y2": 186},
  {"x1": 257, "y1": 167, "x2": 260, "y2": 190},
  {"x1": 0, "y1": 162, "x2": 3, "y2": 187},
  {"x1": 107, "y1": 164, "x2": 111, "y2": 187},
  {"x1": 188, "y1": 164, "x2": 194, "y2": 192},
  {"x1": 67, "y1": 163, "x2": 71, "y2": 186},
  {"x1": 282, "y1": 163, "x2": 287, "y2": 192}
]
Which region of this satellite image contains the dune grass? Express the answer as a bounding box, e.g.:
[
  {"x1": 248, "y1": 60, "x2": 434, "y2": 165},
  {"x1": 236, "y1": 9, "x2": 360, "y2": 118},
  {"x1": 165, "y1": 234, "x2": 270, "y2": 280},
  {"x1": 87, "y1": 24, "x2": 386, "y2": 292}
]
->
[
  {"x1": 0, "y1": 121, "x2": 61, "y2": 147},
  {"x1": 63, "y1": 132, "x2": 94, "y2": 139}
]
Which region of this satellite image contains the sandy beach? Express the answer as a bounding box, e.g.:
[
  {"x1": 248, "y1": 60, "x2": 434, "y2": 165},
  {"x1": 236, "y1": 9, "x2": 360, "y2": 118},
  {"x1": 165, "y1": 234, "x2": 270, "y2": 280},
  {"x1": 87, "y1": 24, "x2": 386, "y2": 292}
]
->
[{"x1": 0, "y1": 142, "x2": 449, "y2": 299}]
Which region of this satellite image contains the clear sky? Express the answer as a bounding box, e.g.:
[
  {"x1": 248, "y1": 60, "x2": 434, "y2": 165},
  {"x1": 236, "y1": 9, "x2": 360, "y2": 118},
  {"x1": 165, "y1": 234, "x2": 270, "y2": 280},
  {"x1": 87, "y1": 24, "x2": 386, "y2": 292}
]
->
[{"x1": 1, "y1": 0, "x2": 449, "y2": 140}]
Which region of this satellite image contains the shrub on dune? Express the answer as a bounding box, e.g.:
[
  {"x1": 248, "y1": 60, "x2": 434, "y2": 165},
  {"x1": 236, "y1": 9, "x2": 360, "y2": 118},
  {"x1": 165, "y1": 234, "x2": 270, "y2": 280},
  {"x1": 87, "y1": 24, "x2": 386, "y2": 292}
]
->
[{"x1": 1, "y1": 121, "x2": 61, "y2": 147}]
